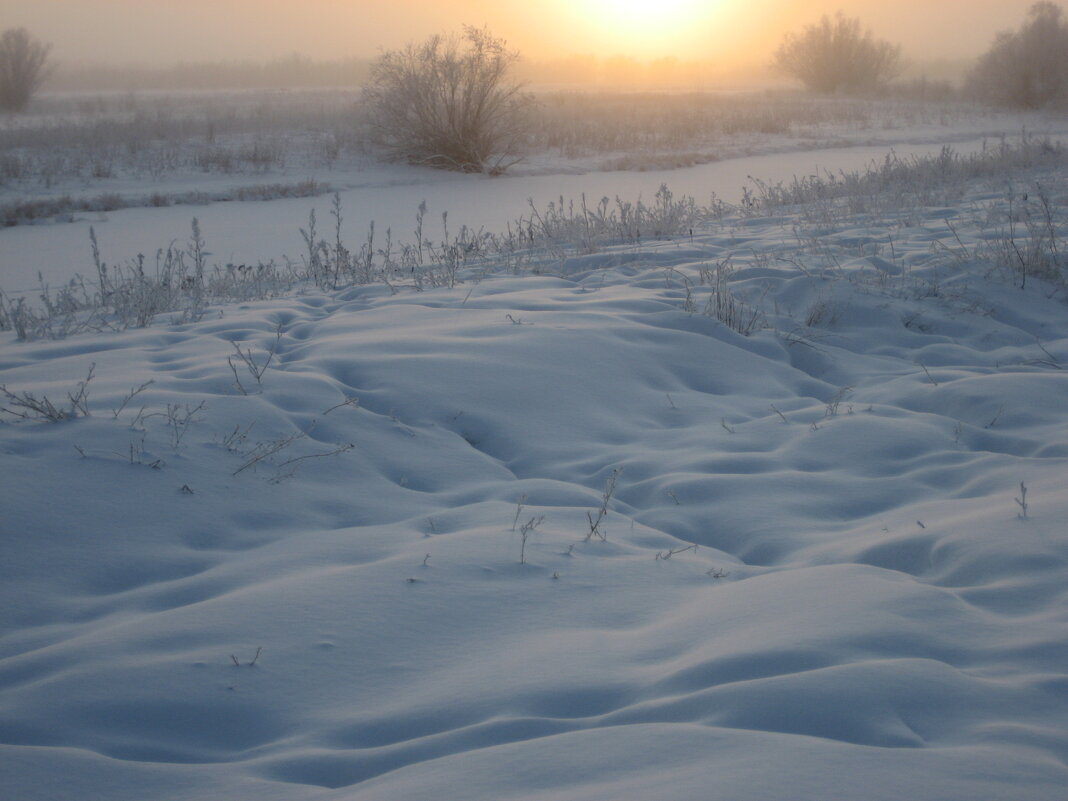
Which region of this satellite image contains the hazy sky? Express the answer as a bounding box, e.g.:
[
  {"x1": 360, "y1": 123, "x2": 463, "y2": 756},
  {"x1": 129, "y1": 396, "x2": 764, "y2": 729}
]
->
[{"x1": 0, "y1": 1, "x2": 1050, "y2": 66}]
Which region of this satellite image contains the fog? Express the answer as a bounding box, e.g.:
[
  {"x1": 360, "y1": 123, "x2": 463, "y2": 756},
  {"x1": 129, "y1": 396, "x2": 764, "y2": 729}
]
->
[{"x1": 0, "y1": 0, "x2": 1049, "y2": 83}]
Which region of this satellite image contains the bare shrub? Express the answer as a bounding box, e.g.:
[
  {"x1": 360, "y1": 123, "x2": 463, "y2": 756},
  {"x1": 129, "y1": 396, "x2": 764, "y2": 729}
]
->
[
  {"x1": 966, "y1": 2, "x2": 1068, "y2": 108},
  {"x1": 774, "y1": 13, "x2": 900, "y2": 94},
  {"x1": 363, "y1": 26, "x2": 532, "y2": 174},
  {"x1": 0, "y1": 28, "x2": 53, "y2": 112}
]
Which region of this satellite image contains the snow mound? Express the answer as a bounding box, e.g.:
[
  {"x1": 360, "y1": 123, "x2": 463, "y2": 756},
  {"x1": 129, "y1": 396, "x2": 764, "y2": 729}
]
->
[{"x1": 2, "y1": 180, "x2": 1068, "y2": 801}]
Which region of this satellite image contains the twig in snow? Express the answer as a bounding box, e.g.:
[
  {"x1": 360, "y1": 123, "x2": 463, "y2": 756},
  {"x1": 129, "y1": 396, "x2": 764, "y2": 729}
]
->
[
  {"x1": 228, "y1": 325, "x2": 281, "y2": 394},
  {"x1": 586, "y1": 468, "x2": 620, "y2": 542},
  {"x1": 231, "y1": 647, "x2": 262, "y2": 667},
  {"x1": 112, "y1": 379, "x2": 155, "y2": 419},
  {"x1": 1015, "y1": 482, "x2": 1029, "y2": 519},
  {"x1": 518, "y1": 515, "x2": 544, "y2": 564},
  {"x1": 323, "y1": 396, "x2": 360, "y2": 415},
  {"x1": 985, "y1": 405, "x2": 1004, "y2": 429},
  {"x1": 656, "y1": 544, "x2": 697, "y2": 560},
  {"x1": 511, "y1": 493, "x2": 528, "y2": 532},
  {"x1": 232, "y1": 430, "x2": 306, "y2": 475}
]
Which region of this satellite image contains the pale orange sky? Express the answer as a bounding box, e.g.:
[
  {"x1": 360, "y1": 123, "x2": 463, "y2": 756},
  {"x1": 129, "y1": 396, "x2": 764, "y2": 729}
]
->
[{"x1": 0, "y1": 1, "x2": 1051, "y2": 67}]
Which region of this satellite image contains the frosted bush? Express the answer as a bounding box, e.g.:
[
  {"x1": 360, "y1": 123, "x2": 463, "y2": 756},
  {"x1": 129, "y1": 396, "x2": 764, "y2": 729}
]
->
[
  {"x1": 363, "y1": 26, "x2": 532, "y2": 174},
  {"x1": 774, "y1": 13, "x2": 900, "y2": 94}
]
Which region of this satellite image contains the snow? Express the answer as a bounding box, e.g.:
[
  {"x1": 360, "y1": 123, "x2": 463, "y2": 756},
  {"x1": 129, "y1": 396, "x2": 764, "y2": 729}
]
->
[
  {"x1": 2, "y1": 105, "x2": 1068, "y2": 801},
  {"x1": 0, "y1": 142, "x2": 1014, "y2": 293}
]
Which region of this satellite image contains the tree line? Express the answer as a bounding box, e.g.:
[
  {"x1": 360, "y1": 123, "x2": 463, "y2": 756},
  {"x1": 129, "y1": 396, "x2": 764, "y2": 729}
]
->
[{"x1": 3, "y1": 3, "x2": 1067, "y2": 175}]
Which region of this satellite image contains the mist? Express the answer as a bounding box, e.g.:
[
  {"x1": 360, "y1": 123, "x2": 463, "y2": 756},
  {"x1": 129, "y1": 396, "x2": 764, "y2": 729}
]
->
[{"x1": 0, "y1": 0, "x2": 1049, "y2": 89}]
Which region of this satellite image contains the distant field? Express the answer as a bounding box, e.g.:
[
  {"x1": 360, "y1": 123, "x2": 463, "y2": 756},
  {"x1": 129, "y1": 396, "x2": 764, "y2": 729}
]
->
[{"x1": 0, "y1": 88, "x2": 1049, "y2": 200}]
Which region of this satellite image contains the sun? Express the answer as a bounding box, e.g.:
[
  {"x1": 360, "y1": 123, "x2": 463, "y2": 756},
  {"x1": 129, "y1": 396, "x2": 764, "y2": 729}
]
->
[
  {"x1": 599, "y1": 0, "x2": 702, "y2": 21},
  {"x1": 568, "y1": 0, "x2": 720, "y2": 56}
]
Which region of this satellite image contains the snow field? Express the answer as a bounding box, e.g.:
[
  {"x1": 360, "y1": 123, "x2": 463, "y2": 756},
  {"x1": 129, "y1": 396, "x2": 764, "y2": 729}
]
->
[{"x1": 2, "y1": 151, "x2": 1068, "y2": 800}]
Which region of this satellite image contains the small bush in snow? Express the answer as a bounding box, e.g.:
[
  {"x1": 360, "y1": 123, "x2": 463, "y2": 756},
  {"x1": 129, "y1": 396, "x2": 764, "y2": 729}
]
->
[
  {"x1": 228, "y1": 327, "x2": 281, "y2": 395},
  {"x1": 699, "y1": 260, "x2": 767, "y2": 336},
  {"x1": 0, "y1": 364, "x2": 94, "y2": 422},
  {"x1": 966, "y1": 2, "x2": 1068, "y2": 109},
  {"x1": 0, "y1": 28, "x2": 53, "y2": 112},
  {"x1": 979, "y1": 185, "x2": 1067, "y2": 291},
  {"x1": 774, "y1": 13, "x2": 900, "y2": 94},
  {"x1": 363, "y1": 26, "x2": 532, "y2": 174}
]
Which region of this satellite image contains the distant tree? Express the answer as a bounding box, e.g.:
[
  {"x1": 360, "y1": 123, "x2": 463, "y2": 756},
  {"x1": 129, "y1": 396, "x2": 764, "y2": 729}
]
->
[
  {"x1": 965, "y1": 2, "x2": 1068, "y2": 108},
  {"x1": 363, "y1": 26, "x2": 532, "y2": 174},
  {"x1": 0, "y1": 27, "x2": 53, "y2": 112},
  {"x1": 774, "y1": 13, "x2": 901, "y2": 94}
]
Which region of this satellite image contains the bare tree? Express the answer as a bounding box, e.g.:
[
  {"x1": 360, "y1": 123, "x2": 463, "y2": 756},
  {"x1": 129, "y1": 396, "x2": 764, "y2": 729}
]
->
[
  {"x1": 0, "y1": 28, "x2": 53, "y2": 112},
  {"x1": 774, "y1": 13, "x2": 900, "y2": 94},
  {"x1": 966, "y1": 2, "x2": 1068, "y2": 108},
  {"x1": 363, "y1": 26, "x2": 532, "y2": 174}
]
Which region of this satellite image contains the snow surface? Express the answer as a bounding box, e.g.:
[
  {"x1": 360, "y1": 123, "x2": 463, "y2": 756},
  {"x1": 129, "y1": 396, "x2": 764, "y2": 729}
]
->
[{"x1": 2, "y1": 118, "x2": 1068, "y2": 801}]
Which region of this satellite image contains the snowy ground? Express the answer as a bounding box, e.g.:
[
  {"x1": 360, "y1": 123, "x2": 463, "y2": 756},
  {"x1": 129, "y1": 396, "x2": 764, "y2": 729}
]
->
[
  {"x1": 4, "y1": 90, "x2": 1068, "y2": 292},
  {"x1": 2, "y1": 98, "x2": 1068, "y2": 800}
]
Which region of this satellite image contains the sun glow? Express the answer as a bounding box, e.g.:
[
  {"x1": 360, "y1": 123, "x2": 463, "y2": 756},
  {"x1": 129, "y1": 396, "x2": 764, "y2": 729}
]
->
[{"x1": 571, "y1": 0, "x2": 722, "y2": 56}]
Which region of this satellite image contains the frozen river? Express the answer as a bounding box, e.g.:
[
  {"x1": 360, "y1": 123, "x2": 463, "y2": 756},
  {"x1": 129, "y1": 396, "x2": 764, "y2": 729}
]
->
[{"x1": 0, "y1": 138, "x2": 1029, "y2": 293}]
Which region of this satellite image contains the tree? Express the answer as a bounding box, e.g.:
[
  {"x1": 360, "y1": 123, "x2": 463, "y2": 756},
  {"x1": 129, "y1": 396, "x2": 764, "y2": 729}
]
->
[
  {"x1": 363, "y1": 26, "x2": 532, "y2": 174},
  {"x1": 966, "y1": 2, "x2": 1068, "y2": 108},
  {"x1": 774, "y1": 13, "x2": 900, "y2": 94},
  {"x1": 0, "y1": 28, "x2": 53, "y2": 112}
]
